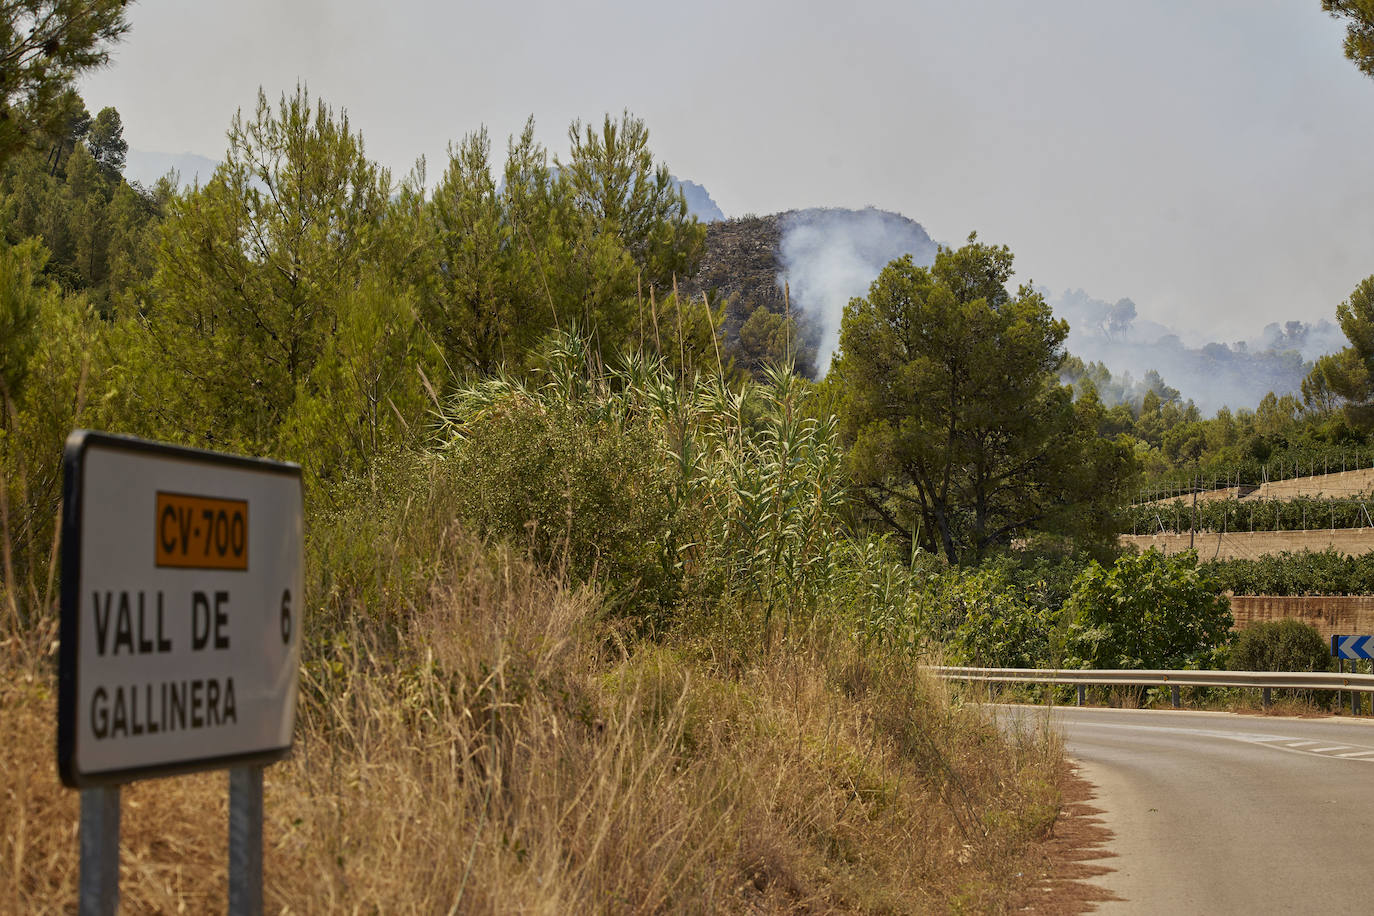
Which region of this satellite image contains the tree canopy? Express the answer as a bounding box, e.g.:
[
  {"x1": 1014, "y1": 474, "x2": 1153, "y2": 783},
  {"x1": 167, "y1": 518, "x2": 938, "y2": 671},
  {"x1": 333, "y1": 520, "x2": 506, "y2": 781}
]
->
[
  {"x1": 131, "y1": 87, "x2": 432, "y2": 480},
  {"x1": 833, "y1": 236, "x2": 1136, "y2": 564},
  {"x1": 1324, "y1": 1, "x2": 1374, "y2": 78},
  {"x1": 0, "y1": 0, "x2": 129, "y2": 164},
  {"x1": 1301, "y1": 275, "x2": 1374, "y2": 426}
]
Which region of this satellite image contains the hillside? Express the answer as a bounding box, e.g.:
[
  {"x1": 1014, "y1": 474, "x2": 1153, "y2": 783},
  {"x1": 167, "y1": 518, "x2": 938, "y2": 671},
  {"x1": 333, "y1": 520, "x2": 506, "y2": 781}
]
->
[{"x1": 684, "y1": 207, "x2": 940, "y2": 378}]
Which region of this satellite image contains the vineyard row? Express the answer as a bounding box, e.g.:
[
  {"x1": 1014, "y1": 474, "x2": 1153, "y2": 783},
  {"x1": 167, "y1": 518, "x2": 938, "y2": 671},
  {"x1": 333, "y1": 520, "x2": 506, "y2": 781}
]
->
[
  {"x1": 1140, "y1": 445, "x2": 1374, "y2": 501},
  {"x1": 1123, "y1": 496, "x2": 1374, "y2": 535}
]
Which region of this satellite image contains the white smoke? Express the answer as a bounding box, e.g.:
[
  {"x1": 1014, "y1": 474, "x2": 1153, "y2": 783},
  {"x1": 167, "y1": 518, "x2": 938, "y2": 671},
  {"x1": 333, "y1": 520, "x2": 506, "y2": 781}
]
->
[
  {"x1": 1048, "y1": 287, "x2": 1345, "y2": 414},
  {"x1": 777, "y1": 207, "x2": 938, "y2": 372},
  {"x1": 772, "y1": 206, "x2": 1346, "y2": 412}
]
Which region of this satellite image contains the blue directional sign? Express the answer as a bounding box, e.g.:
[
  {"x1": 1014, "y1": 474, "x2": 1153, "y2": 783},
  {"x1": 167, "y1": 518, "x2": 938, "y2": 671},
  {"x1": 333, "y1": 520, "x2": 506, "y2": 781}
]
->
[{"x1": 1332, "y1": 635, "x2": 1374, "y2": 660}]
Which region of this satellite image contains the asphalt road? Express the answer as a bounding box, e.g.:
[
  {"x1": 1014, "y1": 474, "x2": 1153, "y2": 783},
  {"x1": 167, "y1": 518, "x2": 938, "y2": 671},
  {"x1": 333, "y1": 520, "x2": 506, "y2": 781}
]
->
[{"x1": 998, "y1": 705, "x2": 1374, "y2": 914}]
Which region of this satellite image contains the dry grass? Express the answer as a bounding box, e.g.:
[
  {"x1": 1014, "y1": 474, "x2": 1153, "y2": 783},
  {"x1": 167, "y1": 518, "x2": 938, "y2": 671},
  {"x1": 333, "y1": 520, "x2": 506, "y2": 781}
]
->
[{"x1": 3, "y1": 523, "x2": 1063, "y2": 913}]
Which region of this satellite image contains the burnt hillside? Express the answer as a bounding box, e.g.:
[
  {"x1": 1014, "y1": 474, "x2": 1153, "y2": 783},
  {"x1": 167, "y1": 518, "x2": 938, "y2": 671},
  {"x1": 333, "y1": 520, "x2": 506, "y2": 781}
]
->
[
  {"x1": 684, "y1": 208, "x2": 939, "y2": 378},
  {"x1": 682, "y1": 214, "x2": 821, "y2": 377}
]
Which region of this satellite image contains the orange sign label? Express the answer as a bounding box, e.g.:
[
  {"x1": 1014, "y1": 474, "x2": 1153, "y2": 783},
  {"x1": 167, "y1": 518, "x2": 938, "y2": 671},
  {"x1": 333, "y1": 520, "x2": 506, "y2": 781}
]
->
[{"x1": 155, "y1": 492, "x2": 248, "y2": 570}]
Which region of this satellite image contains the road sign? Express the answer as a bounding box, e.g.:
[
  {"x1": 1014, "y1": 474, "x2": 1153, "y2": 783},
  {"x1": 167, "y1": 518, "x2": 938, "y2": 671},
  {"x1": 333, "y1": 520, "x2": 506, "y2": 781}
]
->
[
  {"x1": 1332, "y1": 635, "x2": 1374, "y2": 660},
  {"x1": 58, "y1": 431, "x2": 303, "y2": 788}
]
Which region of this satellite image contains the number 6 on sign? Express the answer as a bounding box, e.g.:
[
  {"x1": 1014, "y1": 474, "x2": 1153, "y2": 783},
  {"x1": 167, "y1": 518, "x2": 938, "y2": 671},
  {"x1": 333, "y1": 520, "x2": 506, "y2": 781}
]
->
[{"x1": 281, "y1": 590, "x2": 292, "y2": 644}]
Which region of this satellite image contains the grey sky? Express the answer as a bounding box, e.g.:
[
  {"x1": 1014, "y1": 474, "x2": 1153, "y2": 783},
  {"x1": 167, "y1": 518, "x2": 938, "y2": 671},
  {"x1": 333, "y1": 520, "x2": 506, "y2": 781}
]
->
[{"x1": 81, "y1": 1, "x2": 1374, "y2": 344}]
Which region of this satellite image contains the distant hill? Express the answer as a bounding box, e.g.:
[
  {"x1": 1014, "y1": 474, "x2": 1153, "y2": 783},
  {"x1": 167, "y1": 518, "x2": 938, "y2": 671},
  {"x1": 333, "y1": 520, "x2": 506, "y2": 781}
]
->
[
  {"x1": 125, "y1": 149, "x2": 219, "y2": 188},
  {"x1": 684, "y1": 207, "x2": 939, "y2": 377},
  {"x1": 674, "y1": 178, "x2": 724, "y2": 222}
]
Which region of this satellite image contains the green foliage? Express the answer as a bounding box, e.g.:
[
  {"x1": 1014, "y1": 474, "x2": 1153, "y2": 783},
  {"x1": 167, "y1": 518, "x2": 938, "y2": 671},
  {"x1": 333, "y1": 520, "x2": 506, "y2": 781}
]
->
[
  {"x1": 1323, "y1": 1, "x2": 1374, "y2": 79},
  {"x1": 408, "y1": 113, "x2": 706, "y2": 378},
  {"x1": 559, "y1": 111, "x2": 704, "y2": 297},
  {"x1": 1227, "y1": 619, "x2": 1332, "y2": 673},
  {"x1": 0, "y1": 119, "x2": 167, "y2": 310},
  {"x1": 1123, "y1": 495, "x2": 1374, "y2": 534},
  {"x1": 927, "y1": 567, "x2": 1059, "y2": 669},
  {"x1": 0, "y1": 1, "x2": 129, "y2": 165},
  {"x1": 1205, "y1": 549, "x2": 1374, "y2": 596},
  {"x1": 690, "y1": 363, "x2": 846, "y2": 634},
  {"x1": 834, "y1": 236, "x2": 1136, "y2": 563},
  {"x1": 278, "y1": 278, "x2": 433, "y2": 482},
  {"x1": 1, "y1": 239, "x2": 112, "y2": 631},
  {"x1": 1305, "y1": 275, "x2": 1374, "y2": 427},
  {"x1": 834, "y1": 536, "x2": 933, "y2": 654},
  {"x1": 413, "y1": 125, "x2": 549, "y2": 376},
  {"x1": 136, "y1": 87, "x2": 430, "y2": 480},
  {"x1": 1227, "y1": 618, "x2": 1334, "y2": 706},
  {"x1": 435, "y1": 367, "x2": 678, "y2": 611},
  {"x1": 839, "y1": 538, "x2": 1092, "y2": 667},
  {"x1": 734, "y1": 305, "x2": 805, "y2": 377},
  {"x1": 1064, "y1": 550, "x2": 1233, "y2": 669},
  {"x1": 83, "y1": 105, "x2": 125, "y2": 180},
  {"x1": 433, "y1": 332, "x2": 846, "y2": 636},
  {"x1": 0, "y1": 239, "x2": 45, "y2": 398},
  {"x1": 1139, "y1": 436, "x2": 1374, "y2": 497}
]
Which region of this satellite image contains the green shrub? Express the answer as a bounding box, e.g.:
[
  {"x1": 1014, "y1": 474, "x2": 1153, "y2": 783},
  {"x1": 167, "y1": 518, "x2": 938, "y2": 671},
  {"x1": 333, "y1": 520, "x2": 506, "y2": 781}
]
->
[
  {"x1": 1226, "y1": 618, "x2": 1334, "y2": 708},
  {"x1": 921, "y1": 567, "x2": 1058, "y2": 669},
  {"x1": 1065, "y1": 549, "x2": 1232, "y2": 669},
  {"x1": 431, "y1": 333, "x2": 847, "y2": 638},
  {"x1": 1227, "y1": 619, "x2": 1332, "y2": 673},
  {"x1": 441, "y1": 396, "x2": 677, "y2": 611}
]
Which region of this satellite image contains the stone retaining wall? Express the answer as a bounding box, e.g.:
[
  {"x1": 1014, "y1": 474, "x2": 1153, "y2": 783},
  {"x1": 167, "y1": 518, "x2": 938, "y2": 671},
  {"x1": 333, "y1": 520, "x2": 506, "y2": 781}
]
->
[
  {"x1": 1253, "y1": 467, "x2": 1374, "y2": 500},
  {"x1": 1229, "y1": 595, "x2": 1374, "y2": 640}
]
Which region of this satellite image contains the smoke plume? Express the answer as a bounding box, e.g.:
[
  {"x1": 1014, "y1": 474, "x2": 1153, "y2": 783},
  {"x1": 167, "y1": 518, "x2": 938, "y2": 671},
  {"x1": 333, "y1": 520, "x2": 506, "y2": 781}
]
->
[
  {"x1": 777, "y1": 207, "x2": 938, "y2": 370},
  {"x1": 1048, "y1": 288, "x2": 1344, "y2": 415},
  {"x1": 771, "y1": 206, "x2": 1344, "y2": 413}
]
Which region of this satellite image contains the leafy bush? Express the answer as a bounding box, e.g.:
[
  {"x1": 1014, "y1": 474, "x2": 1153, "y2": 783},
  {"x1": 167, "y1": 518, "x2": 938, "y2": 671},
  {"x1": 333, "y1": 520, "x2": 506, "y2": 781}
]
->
[
  {"x1": 1226, "y1": 619, "x2": 1334, "y2": 708},
  {"x1": 433, "y1": 332, "x2": 847, "y2": 636},
  {"x1": 437, "y1": 374, "x2": 679, "y2": 613},
  {"x1": 1065, "y1": 549, "x2": 1232, "y2": 669},
  {"x1": 941, "y1": 569, "x2": 1058, "y2": 668},
  {"x1": 1227, "y1": 619, "x2": 1331, "y2": 673}
]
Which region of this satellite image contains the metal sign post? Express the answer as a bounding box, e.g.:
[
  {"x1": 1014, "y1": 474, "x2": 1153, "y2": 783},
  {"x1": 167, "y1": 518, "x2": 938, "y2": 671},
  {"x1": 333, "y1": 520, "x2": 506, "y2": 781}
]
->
[
  {"x1": 1332, "y1": 636, "x2": 1374, "y2": 716},
  {"x1": 229, "y1": 766, "x2": 264, "y2": 915},
  {"x1": 59, "y1": 431, "x2": 302, "y2": 911},
  {"x1": 79, "y1": 786, "x2": 120, "y2": 915}
]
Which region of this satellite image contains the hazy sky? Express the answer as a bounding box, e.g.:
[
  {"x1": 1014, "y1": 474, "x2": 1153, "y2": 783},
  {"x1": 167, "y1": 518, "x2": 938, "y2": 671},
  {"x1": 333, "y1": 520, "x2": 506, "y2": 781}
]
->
[{"x1": 80, "y1": 1, "x2": 1374, "y2": 344}]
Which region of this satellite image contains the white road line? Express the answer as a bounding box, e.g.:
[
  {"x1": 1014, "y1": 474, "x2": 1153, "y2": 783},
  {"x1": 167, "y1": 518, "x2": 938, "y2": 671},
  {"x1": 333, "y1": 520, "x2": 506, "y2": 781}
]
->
[
  {"x1": 1285, "y1": 741, "x2": 1319, "y2": 747},
  {"x1": 1336, "y1": 750, "x2": 1374, "y2": 758},
  {"x1": 1311, "y1": 746, "x2": 1349, "y2": 753}
]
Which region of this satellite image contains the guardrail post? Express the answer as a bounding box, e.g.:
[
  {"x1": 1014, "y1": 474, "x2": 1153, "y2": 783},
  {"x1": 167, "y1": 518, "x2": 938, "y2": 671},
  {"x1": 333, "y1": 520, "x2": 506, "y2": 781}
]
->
[
  {"x1": 1262, "y1": 687, "x2": 1271, "y2": 709},
  {"x1": 1076, "y1": 684, "x2": 1085, "y2": 707},
  {"x1": 1170, "y1": 685, "x2": 1181, "y2": 708},
  {"x1": 1353, "y1": 690, "x2": 1361, "y2": 717}
]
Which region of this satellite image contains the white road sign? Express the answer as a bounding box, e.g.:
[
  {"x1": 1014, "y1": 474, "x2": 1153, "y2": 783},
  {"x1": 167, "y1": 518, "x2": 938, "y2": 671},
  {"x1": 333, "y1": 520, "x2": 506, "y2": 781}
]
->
[{"x1": 59, "y1": 431, "x2": 303, "y2": 787}]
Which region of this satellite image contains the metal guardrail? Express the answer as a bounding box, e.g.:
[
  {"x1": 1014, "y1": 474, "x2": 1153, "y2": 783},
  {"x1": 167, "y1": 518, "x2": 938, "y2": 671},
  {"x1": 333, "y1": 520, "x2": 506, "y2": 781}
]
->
[{"x1": 930, "y1": 666, "x2": 1374, "y2": 713}]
